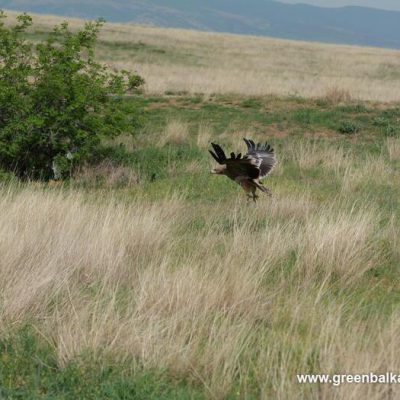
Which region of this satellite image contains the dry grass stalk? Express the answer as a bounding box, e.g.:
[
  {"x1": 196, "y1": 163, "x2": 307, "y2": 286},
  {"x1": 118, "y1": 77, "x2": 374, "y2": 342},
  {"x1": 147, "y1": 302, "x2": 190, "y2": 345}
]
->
[
  {"x1": 285, "y1": 139, "x2": 352, "y2": 175},
  {"x1": 73, "y1": 161, "x2": 139, "y2": 188},
  {"x1": 324, "y1": 87, "x2": 352, "y2": 104},
  {"x1": 158, "y1": 119, "x2": 190, "y2": 147},
  {"x1": 341, "y1": 155, "x2": 391, "y2": 193},
  {"x1": 196, "y1": 121, "x2": 213, "y2": 148},
  {"x1": 387, "y1": 137, "x2": 400, "y2": 162}
]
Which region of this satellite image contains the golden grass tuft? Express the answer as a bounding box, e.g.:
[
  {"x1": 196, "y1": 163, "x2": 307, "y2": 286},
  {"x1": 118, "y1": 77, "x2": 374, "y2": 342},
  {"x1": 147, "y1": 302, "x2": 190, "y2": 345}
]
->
[
  {"x1": 196, "y1": 121, "x2": 213, "y2": 148},
  {"x1": 323, "y1": 87, "x2": 352, "y2": 104},
  {"x1": 285, "y1": 139, "x2": 352, "y2": 175},
  {"x1": 158, "y1": 119, "x2": 190, "y2": 147},
  {"x1": 387, "y1": 137, "x2": 400, "y2": 162},
  {"x1": 341, "y1": 154, "x2": 392, "y2": 193},
  {"x1": 295, "y1": 202, "x2": 379, "y2": 283}
]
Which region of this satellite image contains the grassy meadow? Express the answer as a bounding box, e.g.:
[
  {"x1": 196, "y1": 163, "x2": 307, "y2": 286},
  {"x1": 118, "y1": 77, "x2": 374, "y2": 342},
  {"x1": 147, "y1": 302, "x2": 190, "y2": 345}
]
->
[{"x1": 1, "y1": 10, "x2": 400, "y2": 400}]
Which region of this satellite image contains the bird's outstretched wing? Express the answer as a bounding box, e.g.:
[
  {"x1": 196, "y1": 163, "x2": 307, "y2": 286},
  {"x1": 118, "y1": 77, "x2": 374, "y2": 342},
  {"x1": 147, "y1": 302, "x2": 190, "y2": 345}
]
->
[
  {"x1": 243, "y1": 138, "x2": 276, "y2": 178},
  {"x1": 210, "y1": 142, "x2": 260, "y2": 179}
]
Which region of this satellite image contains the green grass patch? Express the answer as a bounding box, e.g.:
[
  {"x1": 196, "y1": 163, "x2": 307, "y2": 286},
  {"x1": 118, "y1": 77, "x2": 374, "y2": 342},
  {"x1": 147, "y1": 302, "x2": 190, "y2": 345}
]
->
[
  {"x1": 0, "y1": 328, "x2": 204, "y2": 400},
  {"x1": 128, "y1": 94, "x2": 399, "y2": 140}
]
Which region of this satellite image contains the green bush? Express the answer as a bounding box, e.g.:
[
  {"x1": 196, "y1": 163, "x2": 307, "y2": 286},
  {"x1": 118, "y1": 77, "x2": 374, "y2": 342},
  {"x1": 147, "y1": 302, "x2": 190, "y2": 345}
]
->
[
  {"x1": 240, "y1": 98, "x2": 262, "y2": 108},
  {"x1": 0, "y1": 12, "x2": 144, "y2": 180},
  {"x1": 337, "y1": 120, "x2": 360, "y2": 135},
  {"x1": 0, "y1": 169, "x2": 16, "y2": 182}
]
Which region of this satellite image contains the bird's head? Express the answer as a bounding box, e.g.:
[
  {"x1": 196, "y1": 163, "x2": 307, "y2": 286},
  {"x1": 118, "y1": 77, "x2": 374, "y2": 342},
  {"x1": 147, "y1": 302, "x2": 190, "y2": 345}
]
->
[{"x1": 211, "y1": 164, "x2": 227, "y2": 175}]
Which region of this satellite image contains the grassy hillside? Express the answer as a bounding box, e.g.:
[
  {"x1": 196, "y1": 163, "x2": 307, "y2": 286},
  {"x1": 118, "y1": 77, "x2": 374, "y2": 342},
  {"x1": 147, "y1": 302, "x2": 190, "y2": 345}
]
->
[
  {"x1": 4, "y1": 10, "x2": 400, "y2": 102},
  {"x1": 1, "y1": 12, "x2": 400, "y2": 400},
  {"x1": 3, "y1": 0, "x2": 400, "y2": 48}
]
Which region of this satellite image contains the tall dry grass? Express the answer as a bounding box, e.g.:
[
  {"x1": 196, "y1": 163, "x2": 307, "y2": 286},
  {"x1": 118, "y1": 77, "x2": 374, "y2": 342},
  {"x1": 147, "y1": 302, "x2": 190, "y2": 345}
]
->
[
  {"x1": 158, "y1": 119, "x2": 190, "y2": 147},
  {"x1": 285, "y1": 139, "x2": 352, "y2": 174},
  {"x1": 72, "y1": 161, "x2": 140, "y2": 188},
  {"x1": 387, "y1": 137, "x2": 400, "y2": 162},
  {"x1": 0, "y1": 181, "x2": 398, "y2": 399},
  {"x1": 4, "y1": 10, "x2": 400, "y2": 102},
  {"x1": 197, "y1": 121, "x2": 213, "y2": 149}
]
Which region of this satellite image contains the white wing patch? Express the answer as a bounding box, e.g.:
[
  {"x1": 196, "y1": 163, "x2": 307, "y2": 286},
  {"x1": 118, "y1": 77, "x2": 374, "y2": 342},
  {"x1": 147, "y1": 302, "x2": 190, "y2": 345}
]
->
[{"x1": 243, "y1": 155, "x2": 262, "y2": 168}]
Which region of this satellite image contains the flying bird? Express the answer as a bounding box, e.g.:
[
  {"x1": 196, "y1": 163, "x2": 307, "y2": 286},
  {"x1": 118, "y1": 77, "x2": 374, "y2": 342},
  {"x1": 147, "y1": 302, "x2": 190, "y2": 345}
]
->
[{"x1": 209, "y1": 138, "x2": 277, "y2": 202}]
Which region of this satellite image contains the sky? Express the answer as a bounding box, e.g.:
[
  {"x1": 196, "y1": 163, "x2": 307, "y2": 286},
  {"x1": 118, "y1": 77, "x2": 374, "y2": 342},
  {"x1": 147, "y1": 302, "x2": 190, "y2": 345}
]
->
[{"x1": 278, "y1": 0, "x2": 400, "y2": 11}]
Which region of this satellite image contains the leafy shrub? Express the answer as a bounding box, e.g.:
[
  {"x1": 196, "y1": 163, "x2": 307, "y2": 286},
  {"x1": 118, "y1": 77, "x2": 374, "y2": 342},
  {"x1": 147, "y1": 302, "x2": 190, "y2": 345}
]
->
[
  {"x1": 0, "y1": 169, "x2": 16, "y2": 182},
  {"x1": 337, "y1": 120, "x2": 360, "y2": 135},
  {"x1": 0, "y1": 12, "x2": 144, "y2": 180}
]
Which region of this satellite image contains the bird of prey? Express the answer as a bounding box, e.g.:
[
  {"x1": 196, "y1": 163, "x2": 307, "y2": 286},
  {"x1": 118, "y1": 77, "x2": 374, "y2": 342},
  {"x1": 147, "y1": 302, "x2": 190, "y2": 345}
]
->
[{"x1": 209, "y1": 138, "x2": 276, "y2": 202}]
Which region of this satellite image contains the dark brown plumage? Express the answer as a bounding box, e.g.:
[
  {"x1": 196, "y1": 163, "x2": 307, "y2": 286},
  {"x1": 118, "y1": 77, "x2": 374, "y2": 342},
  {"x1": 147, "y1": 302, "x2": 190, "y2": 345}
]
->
[{"x1": 209, "y1": 138, "x2": 277, "y2": 202}]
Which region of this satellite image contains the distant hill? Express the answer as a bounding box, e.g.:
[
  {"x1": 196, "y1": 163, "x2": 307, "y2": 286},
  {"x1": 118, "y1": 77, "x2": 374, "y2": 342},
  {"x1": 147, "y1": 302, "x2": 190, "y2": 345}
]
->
[{"x1": 2, "y1": 0, "x2": 400, "y2": 48}]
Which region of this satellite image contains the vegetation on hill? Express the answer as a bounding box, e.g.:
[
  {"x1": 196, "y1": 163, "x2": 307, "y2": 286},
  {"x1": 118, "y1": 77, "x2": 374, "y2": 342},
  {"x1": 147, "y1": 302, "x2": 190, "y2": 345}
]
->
[{"x1": 3, "y1": 10, "x2": 400, "y2": 103}]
